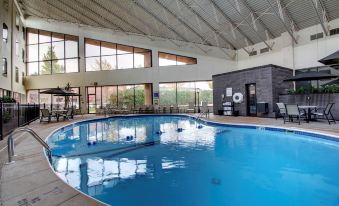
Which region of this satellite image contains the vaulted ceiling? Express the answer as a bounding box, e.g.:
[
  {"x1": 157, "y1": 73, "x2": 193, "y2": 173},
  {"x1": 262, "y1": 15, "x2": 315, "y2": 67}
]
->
[{"x1": 17, "y1": 0, "x2": 339, "y2": 51}]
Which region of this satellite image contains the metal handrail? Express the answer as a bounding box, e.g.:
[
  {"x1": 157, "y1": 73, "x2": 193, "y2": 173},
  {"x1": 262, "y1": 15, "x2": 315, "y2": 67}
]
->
[{"x1": 7, "y1": 127, "x2": 52, "y2": 164}]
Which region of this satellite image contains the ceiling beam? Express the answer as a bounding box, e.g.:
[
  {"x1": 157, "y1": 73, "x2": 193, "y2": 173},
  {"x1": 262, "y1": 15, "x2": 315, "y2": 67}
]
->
[
  {"x1": 226, "y1": 0, "x2": 273, "y2": 50},
  {"x1": 179, "y1": 0, "x2": 236, "y2": 49},
  {"x1": 278, "y1": 0, "x2": 300, "y2": 31},
  {"x1": 57, "y1": 0, "x2": 113, "y2": 29},
  {"x1": 207, "y1": 0, "x2": 254, "y2": 54},
  {"x1": 72, "y1": 0, "x2": 127, "y2": 33},
  {"x1": 265, "y1": 0, "x2": 298, "y2": 44},
  {"x1": 237, "y1": 0, "x2": 275, "y2": 39},
  {"x1": 91, "y1": 0, "x2": 154, "y2": 40},
  {"x1": 153, "y1": 0, "x2": 235, "y2": 58},
  {"x1": 132, "y1": 0, "x2": 211, "y2": 55},
  {"x1": 154, "y1": 0, "x2": 219, "y2": 47},
  {"x1": 310, "y1": 0, "x2": 329, "y2": 36}
]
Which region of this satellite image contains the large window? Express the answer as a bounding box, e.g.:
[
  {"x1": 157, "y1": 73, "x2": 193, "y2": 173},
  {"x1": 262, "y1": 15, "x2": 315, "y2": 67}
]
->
[
  {"x1": 85, "y1": 38, "x2": 151, "y2": 71},
  {"x1": 26, "y1": 28, "x2": 79, "y2": 75},
  {"x1": 2, "y1": 23, "x2": 8, "y2": 43},
  {"x1": 159, "y1": 52, "x2": 197, "y2": 67},
  {"x1": 87, "y1": 84, "x2": 150, "y2": 114},
  {"x1": 2, "y1": 58, "x2": 7, "y2": 77},
  {"x1": 159, "y1": 81, "x2": 212, "y2": 106},
  {"x1": 15, "y1": 67, "x2": 19, "y2": 83},
  {"x1": 27, "y1": 88, "x2": 80, "y2": 109}
]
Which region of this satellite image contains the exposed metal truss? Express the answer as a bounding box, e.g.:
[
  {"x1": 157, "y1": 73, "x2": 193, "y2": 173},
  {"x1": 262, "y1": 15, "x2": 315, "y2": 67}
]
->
[
  {"x1": 226, "y1": 0, "x2": 273, "y2": 50},
  {"x1": 265, "y1": 0, "x2": 298, "y2": 44},
  {"x1": 310, "y1": 0, "x2": 329, "y2": 36},
  {"x1": 19, "y1": 0, "x2": 339, "y2": 51}
]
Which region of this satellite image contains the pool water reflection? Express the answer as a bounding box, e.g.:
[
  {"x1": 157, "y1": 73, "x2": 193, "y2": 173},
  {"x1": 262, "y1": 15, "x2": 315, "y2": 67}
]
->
[{"x1": 48, "y1": 115, "x2": 339, "y2": 206}]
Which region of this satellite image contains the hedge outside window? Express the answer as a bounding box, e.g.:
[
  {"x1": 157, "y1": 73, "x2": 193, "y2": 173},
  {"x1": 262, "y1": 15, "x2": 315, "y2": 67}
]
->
[
  {"x1": 159, "y1": 52, "x2": 197, "y2": 66},
  {"x1": 86, "y1": 84, "x2": 148, "y2": 114},
  {"x1": 159, "y1": 81, "x2": 212, "y2": 106},
  {"x1": 85, "y1": 38, "x2": 151, "y2": 71},
  {"x1": 26, "y1": 28, "x2": 79, "y2": 75}
]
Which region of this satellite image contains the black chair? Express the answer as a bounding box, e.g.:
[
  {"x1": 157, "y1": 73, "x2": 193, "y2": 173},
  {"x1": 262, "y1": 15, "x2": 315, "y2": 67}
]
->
[{"x1": 312, "y1": 103, "x2": 336, "y2": 125}]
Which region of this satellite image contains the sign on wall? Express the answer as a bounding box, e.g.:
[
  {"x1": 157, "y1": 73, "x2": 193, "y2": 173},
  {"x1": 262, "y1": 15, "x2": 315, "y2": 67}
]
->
[{"x1": 226, "y1": 88, "x2": 232, "y2": 97}]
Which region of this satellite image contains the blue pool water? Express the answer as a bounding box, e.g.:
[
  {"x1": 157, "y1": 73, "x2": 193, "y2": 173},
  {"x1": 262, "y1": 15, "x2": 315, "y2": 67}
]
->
[{"x1": 48, "y1": 115, "x2": 339, "y2": 206}]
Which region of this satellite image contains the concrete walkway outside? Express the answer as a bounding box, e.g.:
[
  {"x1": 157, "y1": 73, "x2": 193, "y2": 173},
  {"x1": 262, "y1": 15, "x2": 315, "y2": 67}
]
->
[{"x1": 0, "y1": 114, "x2": 338, "y2": 206}]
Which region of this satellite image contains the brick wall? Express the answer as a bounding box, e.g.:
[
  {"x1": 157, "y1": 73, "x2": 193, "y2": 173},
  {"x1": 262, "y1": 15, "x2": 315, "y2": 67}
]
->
[{"x1": 213, "y1": 64, "x2": 293, "y2": 117}]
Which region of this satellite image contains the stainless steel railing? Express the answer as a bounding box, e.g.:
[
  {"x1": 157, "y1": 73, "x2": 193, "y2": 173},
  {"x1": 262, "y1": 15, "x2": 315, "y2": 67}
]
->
[{"x1": 7, "y1": 127, "x2": 52, "y2": 164}]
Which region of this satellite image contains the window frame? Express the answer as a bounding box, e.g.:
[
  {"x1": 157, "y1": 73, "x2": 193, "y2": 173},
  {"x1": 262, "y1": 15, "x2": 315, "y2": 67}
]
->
[
  {"x1": 158, "y1": 52, "x2": 197, "y2": 67},
  {"x1": 26, "y1": 28, "x2": 80, "y2": 76},
  {"x1": 85, "y1": 38, "x2": 152, "y2": 71}
]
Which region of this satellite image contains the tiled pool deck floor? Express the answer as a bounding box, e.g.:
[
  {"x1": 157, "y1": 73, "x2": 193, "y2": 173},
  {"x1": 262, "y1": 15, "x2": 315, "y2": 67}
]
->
[{"x1": 0, "y1": 114, "x2": 338, "y2": 206}]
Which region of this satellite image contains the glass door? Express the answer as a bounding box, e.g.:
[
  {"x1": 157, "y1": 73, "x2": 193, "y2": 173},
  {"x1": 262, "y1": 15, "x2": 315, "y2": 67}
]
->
[{"x1": 246, "y1": 84, "x2": 257, "y2": 116}]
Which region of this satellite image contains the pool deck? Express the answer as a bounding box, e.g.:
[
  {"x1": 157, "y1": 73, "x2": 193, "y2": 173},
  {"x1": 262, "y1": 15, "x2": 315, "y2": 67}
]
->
[{"x1": 0, "y1": 114, "x2": 338, "y2": 206}]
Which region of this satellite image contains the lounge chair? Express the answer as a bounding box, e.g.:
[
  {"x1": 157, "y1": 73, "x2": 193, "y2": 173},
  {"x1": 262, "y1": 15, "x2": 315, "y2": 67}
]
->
[
  {"x1": 312, "y1": 103, "x2": 336, "y2": 125},
  {"x1": 186, "y1": 102, "x2": 195, "y2": 113},
  {"x1": 285, "y1": 104, "x2": 305, "y2": 125},
  {"x1": 40, "y1": 109, "x2": 55, "y2": 123},
  {"x1": 276, "y1": 103, "x2": 287, "y2": 121}
]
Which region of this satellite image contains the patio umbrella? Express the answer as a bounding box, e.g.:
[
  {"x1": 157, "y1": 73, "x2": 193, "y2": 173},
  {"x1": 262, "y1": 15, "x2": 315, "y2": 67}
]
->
[
  {"x1": 283, "y1": 71, "x2": 338, "y2": 82},
  {"x1": 39, "y1": 87, "x2": 76, "y2": 95},
  {"x1": 319, "y1": 50, "x2": 339, "y2": 65}
]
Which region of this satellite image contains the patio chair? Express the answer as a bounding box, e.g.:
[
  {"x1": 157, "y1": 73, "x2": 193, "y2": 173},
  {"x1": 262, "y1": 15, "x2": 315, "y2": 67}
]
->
[
  {"x1": 154, "y1": 105, "x2": 160, "y2": 114},
  {"x1": 312, "y1": 103, "x2": 336, "y2": 125},
  {"x1": 201, "y1": 102, "x2": 209, "y2": 118},
  {"x1": 276, "y1": 103, "x2": 287, "y2": 121},
  {"x1": 59, "y1": 109, "x2": 73, "y2": 121},
  {"x1": 285, "y1": 104, "x2": 305, "y2": 125},
  {"x1": 40, "y1": 109, "x2": 54, "y2": 123},
  {"x1": 186, "y1": 102, "x2": 195, "y2": 113},
  {"x1": 171, "y1": 105, "x2": 180, "y2": 113}
]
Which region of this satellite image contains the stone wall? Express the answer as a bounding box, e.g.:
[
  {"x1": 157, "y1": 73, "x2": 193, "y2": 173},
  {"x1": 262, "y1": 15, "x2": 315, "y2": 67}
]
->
[
  {"x1": 213, "y1": 64, "x2": 293, "y2": 117},
  {"x1": 278, "y1": 93, "x2": 339, "y2": 120}
]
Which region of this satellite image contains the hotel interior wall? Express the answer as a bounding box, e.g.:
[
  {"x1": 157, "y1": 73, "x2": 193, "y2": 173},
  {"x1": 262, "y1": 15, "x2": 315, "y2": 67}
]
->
[
  {"x1": 0, "y1": 0, "x2": 26, "y2": 99},
  {"x1": 21, "y1": 15, "x2": 339, "y2": 112},
  {"x1": 237, "y1": 18, "x2": 339, "y2": 70},
  {"x1": 24, "y1": 17, "x2": 236, "y2": 112}
]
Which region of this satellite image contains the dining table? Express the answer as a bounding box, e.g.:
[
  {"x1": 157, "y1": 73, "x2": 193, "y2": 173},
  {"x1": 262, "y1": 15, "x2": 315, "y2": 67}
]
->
[
  {"x1": 298, "y1": 105, "x2": 317, "y2": 123},
  {"x1": 52, "y1": 109, "x2": 67, "y2": 122}
]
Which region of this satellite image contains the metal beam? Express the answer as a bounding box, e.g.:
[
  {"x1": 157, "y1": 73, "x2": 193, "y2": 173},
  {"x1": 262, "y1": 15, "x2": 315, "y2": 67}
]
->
[
  {"x1": 237, "y1": 0, "x2": 275, "y2": 39},
  {"x1": 132, "y1": 0, "x2": 210, "y2": 54},
  {"x1": 278, "y1": 0, "x2": 300, "y2": 31},
  {"x1": 310, "y1": 0, "x2": 329, "y2": 36},
  {"x1": 57, "y1": 0, "x2": 113, "y2": 29},
  {"x1": 153, "y1": 0, "x2": 235, "y2": 58},
  {"x1": 265, "y1": 0, "x2": 298, "y2": 44},
  {"x1": 91, "y1": 0, "x2": 154, "y2": 40},
  {"x1": 179, "y1": 0, "x2": 237, "y2": 49},
  {"x1": 153, "y1": 0, "x2": 219, "y2": 48},
  {"x1": 72, "y1": 0, "x2": 126, "y2": 32},
  {"x1": 207, "y1": 0, "x2": 254, "y2": 54},
  {"x1": 226, "y1": 0, "x2": 273, "y2": 50}
]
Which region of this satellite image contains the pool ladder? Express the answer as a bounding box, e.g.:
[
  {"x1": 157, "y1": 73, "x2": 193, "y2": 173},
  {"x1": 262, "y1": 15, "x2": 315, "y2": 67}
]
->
[{"x1": 6, "y1": 127, "x2": 52, "y2": 164}]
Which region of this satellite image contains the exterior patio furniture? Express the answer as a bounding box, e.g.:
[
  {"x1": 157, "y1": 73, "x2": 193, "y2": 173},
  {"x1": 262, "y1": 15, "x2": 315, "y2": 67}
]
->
[
  {"x1": 285, "y1": 104, "x2": 305, "y2": 125},
  {"x1": 276, "y1": 103, "x2": 287, "y2": 121},
  {"x1": 40, "y1": 109, "x2": 55, "y2": 123},
  {"x1": 186, "y1": 102, "x2": 195, "y2": 113},
  {"x1": 312, "y1": 103, "x2": 336, "y2": 125},
  {"x1": 201, "y1": 102, "x2": 209, "y2": 118},
  {"x1": 298, "y1": 105, "x2": 317, "y2": 123},
  {"x1": 59, "y1": 109, "x2": 73, "y2": 121}
]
